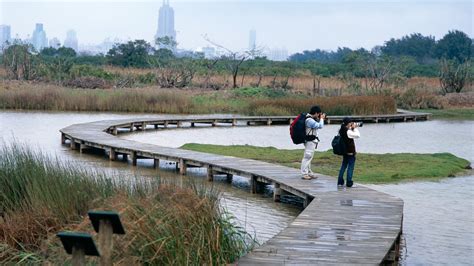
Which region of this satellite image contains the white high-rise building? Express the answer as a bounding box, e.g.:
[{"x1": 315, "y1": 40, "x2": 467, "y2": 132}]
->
[
  {"x1": 31, "y1": 23, "x2": 48, "y2": 52},
  {"x1": 249, "y1": 29, "x2": 256, "y2": 51},
  {"x1": 49, "y1": 37, "x2": 61, "y2": 49},
  {"x1": 64, "y1": 30, "x2": 78, "y2": 52},
  {"x1": 155, "y1": 0, "x2": 176, "y2": 50},
  {"x1": 0, "y1": 25, "x2": 11, "y2": 49},
  {"x1": 267, "y1": 48, "x2": 288, "y2": 61}
]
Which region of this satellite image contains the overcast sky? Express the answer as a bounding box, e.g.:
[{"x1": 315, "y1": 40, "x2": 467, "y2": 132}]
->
[{"x1": 0, "y1": 0, "x2": 472, "y2": 53}]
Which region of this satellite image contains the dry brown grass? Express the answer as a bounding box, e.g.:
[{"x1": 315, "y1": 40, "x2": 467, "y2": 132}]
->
[{"x1": 248, "y1": 96, "x2": 397, "y2": 116}]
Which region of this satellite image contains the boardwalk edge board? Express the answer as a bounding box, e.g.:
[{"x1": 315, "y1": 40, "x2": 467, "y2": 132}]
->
[{"x1": 60, "y1": 113, "x2": 417, "y2": 265}]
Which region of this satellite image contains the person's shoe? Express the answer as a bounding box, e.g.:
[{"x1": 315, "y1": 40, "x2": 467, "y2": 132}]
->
[
  {"x1": 346, "y1": 184, "x2": 358, "y2": 188},
  {"x1": 309, "y1": 173, "x2": 319, "y2": 179},
  {"x1": 302, "y1": 175, "x2": 313, "y2": 180}
]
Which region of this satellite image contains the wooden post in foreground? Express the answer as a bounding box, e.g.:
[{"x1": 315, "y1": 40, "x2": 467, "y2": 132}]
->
[
  {"x1": 72, "y1": 246, "x2": 86, "y2": 266},
  {"x1": 98, "y1": 220, "x2": 113, "y2": 266},
  {"x1": 57, "y1": 232, "x2": 100, "y2": 266},
  {"x1": 88, "y1": 211, "x2": 125, "y2": 266}
]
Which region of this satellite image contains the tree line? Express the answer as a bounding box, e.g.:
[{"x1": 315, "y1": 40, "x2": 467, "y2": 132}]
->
[{"x1": 1, "y1": 30, "x2": 472, "y2": 93}]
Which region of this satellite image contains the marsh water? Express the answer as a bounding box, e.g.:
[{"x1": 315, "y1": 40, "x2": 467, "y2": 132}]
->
[{"x1": 1, "y1": 111, "x2": 473, "y2": 265}]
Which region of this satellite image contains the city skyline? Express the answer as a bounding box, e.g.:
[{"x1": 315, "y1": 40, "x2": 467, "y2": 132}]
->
[{"x1": 0, "y1": 0, "x2": 472, "y2": 54}]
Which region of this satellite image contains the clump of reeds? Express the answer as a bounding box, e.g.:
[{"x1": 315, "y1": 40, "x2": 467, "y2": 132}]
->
[
  {"x1": 247, "y1": 95, "x2": 397, "y2": 115},
  {"x1": 0, "y1": 143, "x2": 253, "y2": 264}
]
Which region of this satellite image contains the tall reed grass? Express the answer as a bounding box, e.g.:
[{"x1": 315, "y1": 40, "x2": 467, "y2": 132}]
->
[
  {"x1": 0, "y1": 143, "x2": 252, "y2": 264},
  {"x1": 0, "y1": 82, "x2": 397, "y2": 116},
  {"x1": 247, "y1": 96, "x2": 397, "y2": 116}
]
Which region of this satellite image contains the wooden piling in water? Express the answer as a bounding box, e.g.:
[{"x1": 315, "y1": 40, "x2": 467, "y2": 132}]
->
[{"x1": 179, "y1": 159, "x2": 187, "y2": 175}]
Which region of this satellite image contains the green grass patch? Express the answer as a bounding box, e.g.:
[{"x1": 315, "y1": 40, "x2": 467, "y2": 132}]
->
[
  {"x1": 412, "y1": 108, "x2": 474, "y2": 120},
  {"x1": 181, "y1": 143, "x2": 471, "y2": 184}
]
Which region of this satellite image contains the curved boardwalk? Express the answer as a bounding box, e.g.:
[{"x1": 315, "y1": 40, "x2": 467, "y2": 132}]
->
[{"x1": 59, "y1": 113, "x2": 420, "y2": 265}]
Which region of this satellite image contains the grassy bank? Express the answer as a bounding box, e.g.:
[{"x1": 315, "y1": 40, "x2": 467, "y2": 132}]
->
[
  {"x1": 412, "y1": 108, "x2": 474, "y2": 120},
  {"x1": 0, "y1": 81, "x2": 396, "y2": 115},
  {"x1": 0, "y1": 143, "x2": 252, "y2": 264},
  {"x1": 182, "y1": 144, "x2": 471, "y2": 184}
]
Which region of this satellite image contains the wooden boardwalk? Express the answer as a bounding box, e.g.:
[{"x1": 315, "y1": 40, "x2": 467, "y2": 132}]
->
[{"x1": 60, "y1": 113, "x2": 412, "y2": 265}]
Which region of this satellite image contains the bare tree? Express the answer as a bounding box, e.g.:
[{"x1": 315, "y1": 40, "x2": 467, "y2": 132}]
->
[
  {"x1": 361, "y1": 55, "x2": 394, "y2": 94},
  {"x1": 203, "y1": 35, "x2": 261, "y2": 88},
  {"x1": 202, "y1": 58, "x2": 219, "y2": 89}
]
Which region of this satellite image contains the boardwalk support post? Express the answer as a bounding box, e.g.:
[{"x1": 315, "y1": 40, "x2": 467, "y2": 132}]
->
[
  {"x1": 131, "y1": 152, "x2": 137, "y2": 166},
  {"x1": 70, "y1": 138, "x2": 76, "y2": 150},
  {"x1": 273, "y1": 182, "x2": 281, "y2": 202},
  {"x1": 153, "y1": 158, "x2": 160, "y2": 169},
  {"x1": 226, "y1": 173, "x2": 233, "y2": 183},
  {"x1": 250, "y1": 175, "x2": 257, "y2": 194},
  {"x1": 179, "y1": 159, "x2": 187, "y2": 175},
  {"x1": 207, "y1": 165, "x2": 214, "y2": 181},
  {"x1": 61, "y1": 133, "x2": 66, "y2": 144},
  {"x1": 109, "y1": 149, "x2": 116, "y2": 161}
]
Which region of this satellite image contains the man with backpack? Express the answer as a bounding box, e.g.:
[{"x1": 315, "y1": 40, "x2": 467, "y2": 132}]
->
[{"x1": 300, "y1": 106, "x2": 326, "y2": 180}]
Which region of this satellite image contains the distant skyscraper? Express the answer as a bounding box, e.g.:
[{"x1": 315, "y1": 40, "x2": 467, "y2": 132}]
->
[
  {"x1": 64, "y1": 30, "x2": 78, "y2": 52},
  {"x1": 249, "y1": 29, "x2": 256, "y2": 51},
  {"x1": 156, "y1": 0, "x2": 176, "y2": 49},
  {"x1": 49, "y1": 37, "x2": 60, "y2": 49},
  {"x1": 0, "y1": 25, "x2": 11, "y2": 49},
  {"x1": 267, "y1": 48, "x2": 289, "y2": 61},
  {"x1": 31, "y1": 23, "x2": 48, "y2": 52}
]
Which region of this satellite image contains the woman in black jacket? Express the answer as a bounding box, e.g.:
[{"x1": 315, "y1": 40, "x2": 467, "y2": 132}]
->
[{"x1": 337, "y1": 118, "x2": 360, "y2": 188}]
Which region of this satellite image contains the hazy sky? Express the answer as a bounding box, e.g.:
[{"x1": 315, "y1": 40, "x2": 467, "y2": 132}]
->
[{"x1": 0, "y1": 0, "x2": 472, "y2": 53}]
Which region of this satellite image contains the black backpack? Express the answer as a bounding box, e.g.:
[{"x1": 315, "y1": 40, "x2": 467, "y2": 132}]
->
[
  {"x1": 290, "y1": 113, "x2": 307, "y2": 144},
  {"x1": 331, "y1": 134, "x2": 346, "y2": 155},
  {"x1": 290, "y1": 113, "x2": 316, "y2": 144}
]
